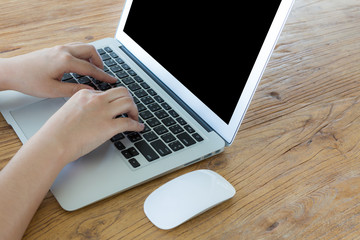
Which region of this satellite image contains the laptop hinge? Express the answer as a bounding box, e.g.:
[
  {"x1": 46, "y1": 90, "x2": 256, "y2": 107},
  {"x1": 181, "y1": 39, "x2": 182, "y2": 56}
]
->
[{"x1": 119, "y1": 45, "x2": 213, "y2": 133}]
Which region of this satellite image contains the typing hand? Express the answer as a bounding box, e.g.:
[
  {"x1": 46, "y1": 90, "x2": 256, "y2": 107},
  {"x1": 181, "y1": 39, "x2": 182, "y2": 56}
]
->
[
  {"x1": 34, "y1": 87, "x2": 144, "y2": 164},
  {"x1": 0, "y1": 43, "x2": 117, "y2": 98}
]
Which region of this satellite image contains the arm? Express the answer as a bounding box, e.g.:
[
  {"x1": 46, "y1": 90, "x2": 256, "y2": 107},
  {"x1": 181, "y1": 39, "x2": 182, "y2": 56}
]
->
[{"x1": 0, "y1": 44, "x2": 144, "y2": 239}]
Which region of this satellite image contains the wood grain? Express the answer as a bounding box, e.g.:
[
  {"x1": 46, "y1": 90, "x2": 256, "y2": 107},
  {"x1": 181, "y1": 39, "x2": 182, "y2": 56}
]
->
[{"x1": 2, "y1": 0, "x2": 360, "y2": 239}]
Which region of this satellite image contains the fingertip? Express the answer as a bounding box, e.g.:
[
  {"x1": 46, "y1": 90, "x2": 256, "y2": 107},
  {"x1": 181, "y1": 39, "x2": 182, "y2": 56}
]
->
[
  {"x1": 137, "y1": 122, "x2": 145, "y2": 132},
  {"x1": 105, "y1": 73, "x2": 118, "y2": 83}
]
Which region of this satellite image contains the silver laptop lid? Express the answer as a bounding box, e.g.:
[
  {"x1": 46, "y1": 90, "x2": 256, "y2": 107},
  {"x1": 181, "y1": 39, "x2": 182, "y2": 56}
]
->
[{"x1": 115, "y1": 0, "x2": 294, "y2": 144}]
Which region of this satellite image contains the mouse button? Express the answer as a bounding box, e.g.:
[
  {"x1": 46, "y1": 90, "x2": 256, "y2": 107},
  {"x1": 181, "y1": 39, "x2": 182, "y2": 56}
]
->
[
  {"x1": 206, "y1": 170, "x2": 236, "y2": 197},
  {"x1": 143, "y1": 182, "x2": 190, "y2": 229}
]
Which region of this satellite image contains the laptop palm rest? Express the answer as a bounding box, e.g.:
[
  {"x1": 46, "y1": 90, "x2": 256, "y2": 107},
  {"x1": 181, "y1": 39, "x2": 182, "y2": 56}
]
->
[{"x1": 10, "y1": 98, "x2": 66, "y2": 140}]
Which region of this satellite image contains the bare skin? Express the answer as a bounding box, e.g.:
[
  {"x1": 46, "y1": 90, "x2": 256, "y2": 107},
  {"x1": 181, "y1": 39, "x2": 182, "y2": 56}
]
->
[{"x1": 0, "y1": 43, "x2": 144, "y2": 240}]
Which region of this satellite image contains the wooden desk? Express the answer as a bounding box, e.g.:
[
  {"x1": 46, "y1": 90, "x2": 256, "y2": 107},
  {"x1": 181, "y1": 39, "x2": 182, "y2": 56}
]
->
[{"x1": 1, "y1": 0, "x2": 360, "y2": 239}]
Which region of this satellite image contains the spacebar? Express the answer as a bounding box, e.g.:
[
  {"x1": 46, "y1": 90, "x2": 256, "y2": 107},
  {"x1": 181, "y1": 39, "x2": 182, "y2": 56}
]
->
[{"x1": 134, "y1": 140, "x2": 159, "y2": 162}]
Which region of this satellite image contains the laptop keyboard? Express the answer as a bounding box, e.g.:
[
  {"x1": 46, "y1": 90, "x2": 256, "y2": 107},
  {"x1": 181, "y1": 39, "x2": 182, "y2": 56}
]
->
[{"x1": 61, "y1": 46, "x2": 203, "y2": 169}]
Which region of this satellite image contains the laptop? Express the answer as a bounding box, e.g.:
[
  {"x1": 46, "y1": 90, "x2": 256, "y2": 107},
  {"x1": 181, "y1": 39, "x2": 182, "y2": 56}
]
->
[{"x1": 0, "y1": 0, "x2": 294, "y2": 211}]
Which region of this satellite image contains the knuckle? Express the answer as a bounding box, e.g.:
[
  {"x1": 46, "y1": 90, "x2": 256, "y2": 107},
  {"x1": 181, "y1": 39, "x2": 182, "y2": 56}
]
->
[
  {"x1": 117, "y1": 86, "x2": 131, "y2": 97},
  {"x1": 53, "y1": 45, "x2": 68, "y2": 56},
  {"x1": 74, "y1": 88, "x2": 91, "y2": 99}
]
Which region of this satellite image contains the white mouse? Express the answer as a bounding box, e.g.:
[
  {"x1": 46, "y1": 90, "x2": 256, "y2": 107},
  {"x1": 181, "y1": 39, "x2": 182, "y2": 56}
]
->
[{"x1": 143, "y1": 169, "x2": 236, "y2": 230}]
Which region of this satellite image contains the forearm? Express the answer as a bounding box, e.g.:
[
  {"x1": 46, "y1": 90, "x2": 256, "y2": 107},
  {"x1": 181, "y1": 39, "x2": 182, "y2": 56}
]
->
[
  {"x1": 0, "y1": 132, "x2": 68, "y2": 240},
  {"x1": 0, "y1": 58, "x2": 14, "y2": 91}
]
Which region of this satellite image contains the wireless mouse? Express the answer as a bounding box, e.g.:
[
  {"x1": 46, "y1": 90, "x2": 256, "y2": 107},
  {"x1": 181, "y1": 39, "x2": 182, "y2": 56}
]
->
[{"x1": 143, "y1": 169, "x2": 236, "y2": 230}]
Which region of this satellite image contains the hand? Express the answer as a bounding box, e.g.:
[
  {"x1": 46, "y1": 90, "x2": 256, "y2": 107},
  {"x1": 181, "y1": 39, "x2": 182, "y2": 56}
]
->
[
  {"x1": 34, "y1": 87, "x2": 144, "y2": 165},
  {"x1": 0, "y1": 43, "x2": 117, "y2": 98}
]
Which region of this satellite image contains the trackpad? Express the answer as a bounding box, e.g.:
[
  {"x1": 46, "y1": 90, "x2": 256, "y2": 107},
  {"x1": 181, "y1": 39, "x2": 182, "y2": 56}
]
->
[{"x1": 10, "y1": 98, "x2": 66, "y2": 140}]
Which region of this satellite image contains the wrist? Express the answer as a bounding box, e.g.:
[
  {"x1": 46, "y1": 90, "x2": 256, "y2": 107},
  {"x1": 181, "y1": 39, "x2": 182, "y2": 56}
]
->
[{"x1": 30, "y1": 131, "x2": 70, "y2": 171}]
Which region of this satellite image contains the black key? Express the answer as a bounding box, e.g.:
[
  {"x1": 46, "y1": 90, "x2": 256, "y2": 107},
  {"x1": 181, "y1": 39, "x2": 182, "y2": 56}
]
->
[
  {"x1": 128, "y1": 158, "x2": 140, "y2": 168},
  {"x1": 122, "y1": 77, "x2": 135, "y2": 85},
  {"x1": 121, "y1": 150, "x2": 132, "y2": 159},
  {"x1": 114, "y1": 141, "x2": 126, "y2": 150},
  {"x1": 161, "y1": 133, "x2": 176, "y2": 143},
  {"x1": 162, "y1": 117, "x2": 176, "y2": 127},
  {"x1": 192, "y1": 133, "x2": 204, "y2": 142},
  {"x1": 104, "y1": 59, "x2": 117, "y2": 67},
  {"x1": 148, "y1": 89, "x2": 157, "y2": 96},
  {"x1": 134, "y1": 76, "x2": 143, "y2": 82},
  {"x1": 177, "y1": 132, "x2": 196, "y2": 147},
  {"x1": 184, "y1": 125, "x2": 195, "y2": 133},
  {"x1": 169, "y1": 110, "x2": 179, "y2": 118},
  {"x1": 134, "y1": 140, "x2": 159, "y2": 162},
  {"x1": 63, "y1": 77, "x2": 77, "y2": 84},
  {"x1": 148, "y1": 103, "x2": 161, "y2": 112},
  {"x1": 78, "y1": 76, "x2": 91, "y2": 84},
  {"x1": 154, "y1": 110, "x2": 169, "y2": 119},
  {"x1": 104, "y1": 46, "x2": 113, "y2": 52},
  {"x1": 176, "y1": 117, "x2": 187, "y2": 125},
  {"x1": 139, "y1": 110, "x2": 153, "y2": 120},
  {"x1": 128, "y1": 83, "x2": 141, "y2": 91},
  {"x1": 111, "y1": 133, "x2": 125, "y2": 142},
  {"x1": 169, "y1": 124, "x2": 184, "y2": 134},
  {"x1": 116, "y1": 72, "x2": 129, "y2": 79},
  {"x1": 101, "y1": 54, "x2": 111, "y2": 61},
  {"x1": 127, "y1": 132, "x2": 142, "y2": 142},
  {"x1": 97, "y1": 49, "x2": 106, "y2": 55},
  {"x1": 154, "y1": 95, "x2": 164, "y2": 103},
  {"x1": 121, "y1": 64, "x2": 131, "y2": 70},
  {"x1": 143, "y1": 131, "x2": 158, "y2": 142},
  {"x1": 137, "y1": 103, "x2": 146, "y2": 112},
  {"x1": 73, "y1": 73, "x2": 83, "y2": 79},
  {"x1": 141, "y1": 82, "x2": 150, "y2": 89},
  {"x1": 128, "y1": 147, "x2": 139, "y2": 156},
  {"x1": 151, "y1": 140, "x2": 172, "y2": 156},
  {"x1": 110, "y1": 52, "x2": 118, "y2": 58},
  {"x1": 169, "y1": 141, "x2": 184, "y2": 152},
  {"x1": 93, "y1": 78, "x2": 102, "y2": 84},
  {"x1": 141, "y1": 96, "x2": 154, "y2": 105},
  {"x1": 98, "y1": 82, "x2": 111, "y2": 91},
  {"x1": 110, "y1": 65, "x2": 122, "y2": 72},
  {"x1": 133, "y1": 97, "x2": 140, "y2": 104},
  {"x1": 128, "y1": 70, "x2": 137, "y2": 76},
  {"x1": 147, "y1": 118, "x2": 161, "y2": 127},
  {"x1": 161, "y1": 102, "x2": 171, "y2": 110},
  {"x1": 116, "y1": 58, "x2": 125, "y2": 64},
  {"x1": 61, "y1": 73, "x2": 73, "y2": 81},
  {"x1": 134, "y1": 89, "x2": 148, "y2": 98},
  {"x1": 154, "y1": 125, "x2": 168, "y2": 135}
]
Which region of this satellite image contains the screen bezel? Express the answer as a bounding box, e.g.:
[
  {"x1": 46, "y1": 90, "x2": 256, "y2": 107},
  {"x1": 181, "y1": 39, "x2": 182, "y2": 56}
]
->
[{"x1": 115, "y1": 0, "x2": 294, "y2": 144}]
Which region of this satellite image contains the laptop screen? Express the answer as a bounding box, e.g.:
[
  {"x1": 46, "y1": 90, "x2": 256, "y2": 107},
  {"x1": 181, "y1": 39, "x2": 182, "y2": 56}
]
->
[
  {"x1": 117, "y1": 0, "x2": 293, "y2": 144},
  {"x1": 123, "y1": 1, "x2": 281, "y2": 124}
]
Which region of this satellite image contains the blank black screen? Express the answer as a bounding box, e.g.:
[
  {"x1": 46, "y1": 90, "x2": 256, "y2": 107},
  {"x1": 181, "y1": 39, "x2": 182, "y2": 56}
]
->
[{"x1": 124, "y1": 1, "x2": 281, "y2": 123}]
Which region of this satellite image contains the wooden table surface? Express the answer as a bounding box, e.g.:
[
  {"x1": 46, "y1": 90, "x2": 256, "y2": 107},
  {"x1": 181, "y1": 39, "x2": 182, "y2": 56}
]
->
[{"x1": 1, "y1": 0, "x2": 360, "y2": 239}]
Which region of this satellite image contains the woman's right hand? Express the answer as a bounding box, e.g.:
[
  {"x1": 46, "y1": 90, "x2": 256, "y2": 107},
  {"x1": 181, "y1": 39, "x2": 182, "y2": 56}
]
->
[{"x1": 33, "y1": 87, "x2": 144, "y2": 166}]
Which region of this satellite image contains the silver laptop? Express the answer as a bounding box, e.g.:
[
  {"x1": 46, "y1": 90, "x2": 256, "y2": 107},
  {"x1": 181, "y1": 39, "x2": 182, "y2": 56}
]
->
[{"x1": 0, "y1": 0, "x2": 294, "y2": 211}]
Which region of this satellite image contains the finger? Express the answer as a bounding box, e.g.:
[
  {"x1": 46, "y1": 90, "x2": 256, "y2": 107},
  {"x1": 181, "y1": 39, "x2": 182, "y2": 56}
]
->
[
  {"x1": 49, "y1": 82, "x2": 94, "y2": 98},
  {"x1": 109, "y1": 96, "x2": 139, "y2": 120},
  {"x1": 113, "y1": 117, "x2": 144, "y2": 133},
  {"x1": 66, "y1": 57, "x2": 117, "y2": 83},
  {"x1": 104, "y1": 87, "x2": 131, "y2": 102},
  {"x1": 65, "y1": 44, "x2": 104, "y2": 69}
]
